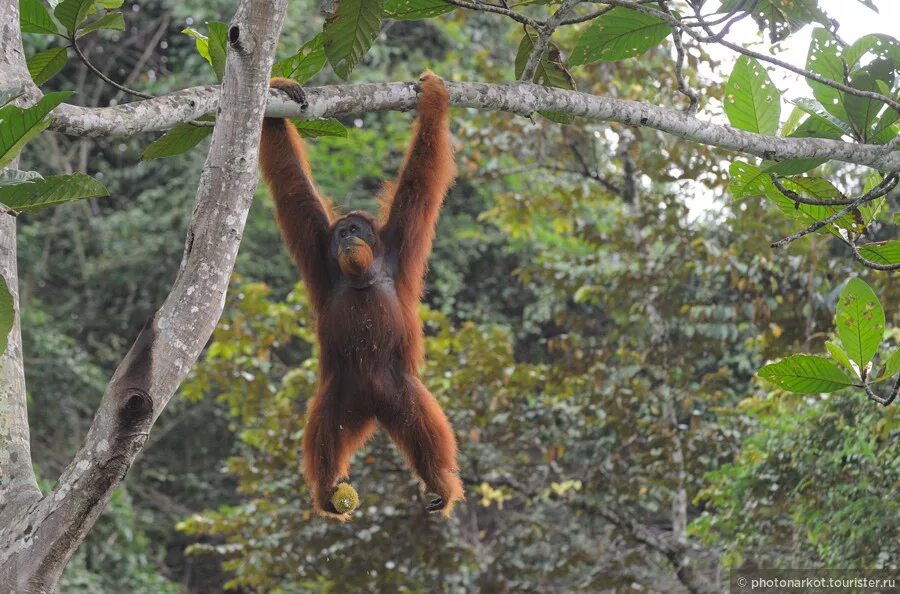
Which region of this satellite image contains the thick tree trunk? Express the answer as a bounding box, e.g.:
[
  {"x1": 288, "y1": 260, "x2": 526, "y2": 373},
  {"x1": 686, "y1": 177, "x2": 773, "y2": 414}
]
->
[{"x1": 0, "y1": 1, "x2": 288, "y2": 591}]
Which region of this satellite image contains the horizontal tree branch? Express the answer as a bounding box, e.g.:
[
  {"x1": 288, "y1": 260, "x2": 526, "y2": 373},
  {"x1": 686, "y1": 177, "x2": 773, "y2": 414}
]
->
[{"x1": 49, "y1": 81, "x2": 900, "y2": 172}]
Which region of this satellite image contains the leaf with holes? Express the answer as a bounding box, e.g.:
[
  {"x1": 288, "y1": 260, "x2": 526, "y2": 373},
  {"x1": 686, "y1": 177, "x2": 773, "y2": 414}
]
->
[
  {"x1": 27, "y1": 45, "x2": 68, "y2": 86},
  {"x1": 141, "y1": 118, "x2": 214, "y2": 160},
  {"x1": 20, "y1": 0, "x2": 61, "y2": 36},
  {"x1": 294, "y1": 119, "x2": 348, "y2": 138},
  {"x1": 77, "y1": 11, "x2": 125, "y2": 37},
  {"x1": 720, "y1": 0, "x2": 826, "y2": 42},
  {"x1": 0, "y1": 276, "x2": 12, "y2": 356},
  {"x1": 568, "y1": 8, "x2": 671, "y2": 66},
  {"x1": 324, "y1": 0, "x2": 382, "y2": 79},
  {"x1": 806, "y1": 28, "x2": 848, "y2": 123},
  {"x1": 835, "y1": 278, "x2": 885, "y2": 368},
  {"x1": 383, "y1": 0, "x2": 454, "y2": 19},
  {"x1": 272, "y1": 34, "x2": 327, "y2": 83},
  {"x1": 0, "y1": 91, "x2": 74, "y2": 169},
  {"x1": 54, "y1": 0, "x2": 96, "y2": 34},
  {"x1": 724, "y1": 56, "x2": 780, "y2": 134},
  {"x1": 759, "y1": 355, "x2": 857, "y2": 393},
  {"x1": 0, "y1": 169, "x2": 42, "y2": 187},
  {"x1": 0, "y1": 173, "x2": 108, "y2": 213}
]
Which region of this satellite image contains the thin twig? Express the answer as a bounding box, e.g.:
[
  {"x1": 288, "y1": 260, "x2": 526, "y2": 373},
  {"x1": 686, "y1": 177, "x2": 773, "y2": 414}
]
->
[
  {"x1": 519, "y1": 0, "x2": 582, "y2": 82},
  {"x1": 770, "y1": 175, "x2": 855, "y2": 206},
  {"x1": 848, "y1": 241, "x2": 900, "y2": 272},
  {"x1": 863, "y1": 375, "x2": 899, "y2": 406},
  {"x1": 657, "y1": 0, "x2": 699, "y2": 113},
  {"x1": 442, "y1": 0, "x2": 542, "y2": 27},
  {"x1": 71, "y1": 36, "x2": 214, "y2": 128},
  {"x1": 770, "y1": 174, "x2": 898, "y2": 249}
]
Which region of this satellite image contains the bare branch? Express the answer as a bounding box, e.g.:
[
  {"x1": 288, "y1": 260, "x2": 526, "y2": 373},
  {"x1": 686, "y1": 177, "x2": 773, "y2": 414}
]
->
[
  {"x1": 45, "y1": 81, "x2": 900, "y2": 172},
  {"x1": 442, "y1": 0, "x2": 541, "y2": 27}
]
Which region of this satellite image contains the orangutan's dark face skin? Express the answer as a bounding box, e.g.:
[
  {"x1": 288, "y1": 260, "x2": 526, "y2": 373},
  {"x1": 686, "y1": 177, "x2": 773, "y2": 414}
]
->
[{"x1": 331, "y1": 214, "x2": 377, "y2": 281}]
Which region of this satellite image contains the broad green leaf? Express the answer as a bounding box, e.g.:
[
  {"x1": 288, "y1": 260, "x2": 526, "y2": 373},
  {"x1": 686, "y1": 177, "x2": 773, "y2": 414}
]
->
[
  {"x1": 875, "y1": 349, "x2": 900, "y2": 382},
  {"x1": 272, "y1": 34, "x2": 327, "y2": 83},
  {"x1": 835, "y1": 278, "x2": 885, "y2": 368},
  {"x1": 54, "y1": 0, "x2": 96, "y2": 34},
  {"x1": 141, "y1": 119, "x2": 214, "y2": 160},
  {"x1": 383, "y1": 0, "x2": 454, "y2": 19},
  {"x1": 324, "y1": 0, "x2": 382, "y2": 79},
  {"x1": 96, "y1": 0, "x2": 123, "y2": 7},
  {"x1": 844, "y1": 59, "x2": 894, "y2": 142},
  {"x1": 789, "y1": 97, "x2": 854, "y2": 137},
  {"x1": 719, "y1": 0, "x2": 826, "y2": 42},
  {"x1": 806, "y1": 28, "x2": 848, "y2": 122},
  {"x1": 766, "y1": 176, "x2": 853, "y2": 233},
  {"x1": 568, "y1": 8, "x2": 671, "y2": 66},
  {"x1": 515, "y1": 33, "x2": 576, "y2": 124},
  {"x1": 780, "y1": 105, "x2": 805, "y2": 136},
  {"x1": 0, "y1": 276, "x2": 12, "y2": 356},
  {"x1": 758, "y1": 354, "x2": 857, "y2": 393},
  {"x1": 77, "y1": 11, "x2": 125, "y2": 37},
  {"x1": 207, "y1": 21, "x2": 228, "y2": 82},
  {"x1": 0, "y1": 91, "x2": 74, "y2": 169},
  {"x1": 293, "y1": 118, "x2": 348, "y2": 138},
  {"x1": 728, "y1": 161, "x2": 774, "y2": 199},
  {"x1": 0, "y1": 169, "x2": 42, "y2": 186},
  {"x1": 826, "y1": 341, "x2": 858, "y2": 377},
  {"x1": 0, "y1": 172, "x2": 108, "y2": 213},
  {"x1": 843, "y1": 33, "x2": 900, "y2": 70},
  {"x1": 857, "y1": 241, "x2": 900, "y2": 266},
  {"x1": 19, "y1": 0, "x2": 60, "y2": 35},
  {"x1": 858, "y1": 171, "x2": 887, "y2": 225},
  {"x1": 183, "y1": 27, "x2": 211, "y2": 64},
  {"x1": 724, "y1": 56, "x2": 780, "y2": 134},
  {"x1": 27, "y1": 45, "x2": 68, "y2": 86}
]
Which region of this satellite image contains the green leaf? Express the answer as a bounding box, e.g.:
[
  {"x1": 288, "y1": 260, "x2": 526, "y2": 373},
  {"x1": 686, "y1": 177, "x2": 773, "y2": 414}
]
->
[
  {"x1": 875, "y1": 349, "x2": 900, "y2": 382},
  {"x1": 835, "y1": 278, "x2": 885, "y2": 368},
  {"x1": 515, "y1": 33, "x2": 576, "y2": 124},
  {"x1": 183, "y1": 27, "x2": 211, "y2": 64},
  {"x1": 843, "y1": 33, "x2": 900, "y2": 70},
  {"x1": 728, "y1": 161, "x2": 775, "y2": 199},
  {"x1": 54, "y1": 0, "x2": 96, "y2": 34},
  {"x1": 323, "y1": 0, "x2": 383, "y2": 80},
  {"x1": 844, "y1": 59, "x2": 894, "y2": 142},
  {"x1": 293, "y1": 118, "x2": 348, "y2": 138},
  {"x1": 720, "y1": 0, "x2": 826, "y2": 43},
  {"x1": 724, "y1": 56, "x2": 781, "y2": 134},
  {"x1": 0, "y1": 276, "x2": 13, "y2": 356},
  {"x1": 789, "y1": 97, "x2": 854, "y2": 137},
  {"x1": 383, "y1": 0, "x2": 453, "y2": 19},
  {"x1": 207, "y1": 21, "x2": 228, "y2": 82},
  {"x1": 272, "y1": 34, "x2": 327, "y2": 83},
  {"x1": 825, "y1": 341, "x2": 858, "y2": 377},
  {"x1": 857, "y1": 241, "x2": 900, "y2": 266},
  {"x1": 0, "y1": 169, "x2": 42, "y2": 186},
  {"x1": 27, "y1": 45, "x2": 68, "y2": 86},
  {"x1": 0, "y1": 172, "x2": 108, "y2": 213},
  {"x1": 141, "y1": 119, "x2": 214, "y2": 160},
  {"x1": 806, "y1": 28, "x2": 848, "y2": 122},
  {"x1": 758, "y1": 354, "x2": 857, "y2": 393},
  {"x1": 19, "y1": 0, "x2": 61, "y2": 35},
  {"x1": 77, "y1": 11, "x2": 125, "y2": 37},
  {"x1": 568, "y1": 7, "x2": 671, "y2": 66},
  {"x1": 0, "y1": 91, "x2": 74, "y2": 169},
  {"x1": 96, "y1": 0, "x2": 123, "y2": 7}
]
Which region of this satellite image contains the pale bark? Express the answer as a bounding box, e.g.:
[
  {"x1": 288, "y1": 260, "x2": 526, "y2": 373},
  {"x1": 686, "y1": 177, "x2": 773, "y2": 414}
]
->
[
  {"x1": 47, "y1": 81, "x2": 900, "y2": 172},
  {"x1": 0, "y1": 0, "x2": 42, "y2": 533},
  {"x1": 0, "y1": 0, "x2": 288, "y2": 591}
]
